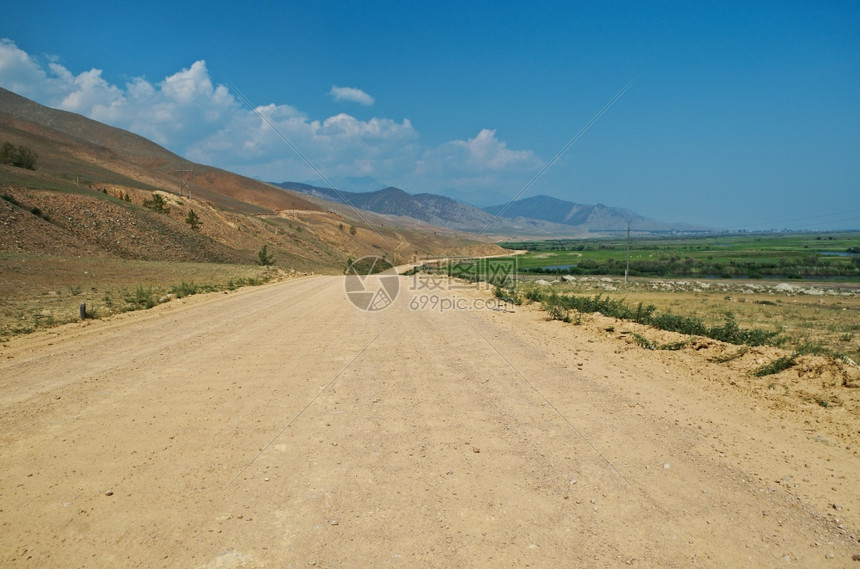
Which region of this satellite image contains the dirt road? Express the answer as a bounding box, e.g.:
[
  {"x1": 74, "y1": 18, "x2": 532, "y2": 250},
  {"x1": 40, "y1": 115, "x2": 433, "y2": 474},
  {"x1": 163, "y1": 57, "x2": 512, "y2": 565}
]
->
[{"x1": 1, "y1": 275, "x2": 857, "y2": 567}]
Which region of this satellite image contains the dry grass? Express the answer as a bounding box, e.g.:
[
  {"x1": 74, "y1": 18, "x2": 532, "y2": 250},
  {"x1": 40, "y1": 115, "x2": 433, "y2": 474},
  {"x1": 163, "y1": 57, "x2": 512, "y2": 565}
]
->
[
  {"x1": 0, "y1": 253, "x2": 286, "y2": 340},
  {"x1": 524, "y1": 277, "x2": 860, "y2": 361}
]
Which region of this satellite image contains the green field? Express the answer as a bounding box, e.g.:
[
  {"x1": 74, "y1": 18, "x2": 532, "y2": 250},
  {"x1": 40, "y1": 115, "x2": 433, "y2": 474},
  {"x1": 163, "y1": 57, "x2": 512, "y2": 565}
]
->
[{"x1": 498, "y1": 232, "x2": 860, "y2": 280}]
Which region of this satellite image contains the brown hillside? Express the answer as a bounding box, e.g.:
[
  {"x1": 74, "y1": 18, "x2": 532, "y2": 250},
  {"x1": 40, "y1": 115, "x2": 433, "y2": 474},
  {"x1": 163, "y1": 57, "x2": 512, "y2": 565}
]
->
[
  {"x1": 0, "y1": 87, "x2": 320, "y2": 214},
  {"x1": 0, "y1": 87, "x2": 504, "y2": 273}
]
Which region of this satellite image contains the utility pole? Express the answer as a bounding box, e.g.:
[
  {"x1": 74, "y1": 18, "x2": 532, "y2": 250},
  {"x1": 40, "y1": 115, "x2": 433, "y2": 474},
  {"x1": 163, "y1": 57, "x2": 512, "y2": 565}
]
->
[
  {"x1": 625, "y1": 225, "x2": 630, "y2": 283},
  {"x1": 177, "y1": 170, "x2": 193, "y2": 199}
]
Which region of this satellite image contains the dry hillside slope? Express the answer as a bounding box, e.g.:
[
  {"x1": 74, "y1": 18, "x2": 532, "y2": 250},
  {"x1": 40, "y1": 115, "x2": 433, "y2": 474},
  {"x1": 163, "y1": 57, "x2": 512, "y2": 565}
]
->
[
  {"x1": 0, "y1": 87, "x2": 504, "y2": 272},
  {"x1": 0, "y1": 87, "x2": 318, "y2": 214}
]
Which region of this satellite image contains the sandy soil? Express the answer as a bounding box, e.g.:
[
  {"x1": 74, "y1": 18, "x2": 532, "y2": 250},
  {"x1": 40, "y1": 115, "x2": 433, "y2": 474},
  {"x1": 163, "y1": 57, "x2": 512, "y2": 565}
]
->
[{"x1": 1, "y1": 275, "x2": 858, "y2": 567}]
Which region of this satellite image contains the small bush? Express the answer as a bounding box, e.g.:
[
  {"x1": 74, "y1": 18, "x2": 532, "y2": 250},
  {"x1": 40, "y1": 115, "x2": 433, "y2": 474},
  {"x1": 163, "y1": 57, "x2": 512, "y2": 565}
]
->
[
  {"x1": 523, "y1": 287, "x2": 544, "y2": 302},
  {"x1": 0, "y1": 141, "x2": 38, "y2": 170},
  {"x1": 631, "y1": 333, "x2": 655, "y2": 350},
  {"x1": 127, "y1": 285, "x2": 157, "y2": 309},
  {"x1": 185, "y1": 209, "x2": 202, "y2": 231},
  {"x1": 170, "y1": 281, "x2": 200, "y2": 298},
  {"x1": 257, "y1": 244, "x2": 275, "y2": 266},
  {"x1": 545, "y1": 301, "x2": 571, "y2": 323},
  {"x1": 143, "y1": 193, "x2": 169, "y2": 213},
  {"x1": 751, "y1": 355, "x2": 796, "y2": 377}
]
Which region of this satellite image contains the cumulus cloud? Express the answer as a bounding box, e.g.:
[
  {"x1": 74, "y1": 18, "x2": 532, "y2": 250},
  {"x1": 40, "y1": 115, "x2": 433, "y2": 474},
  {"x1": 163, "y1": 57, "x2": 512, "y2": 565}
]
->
[
  {"x1": 0, "y1": 39, "x2": 540, "y2": 202},
  {"x1": 186, "y1": 104, "x2": 420, "y2": 183},
  {"x1": 0, "y1": 39, "x2": 236, "y2": 148},
  {"x1": 328, "y1": 85, "x2": 375, "y2": 106}
]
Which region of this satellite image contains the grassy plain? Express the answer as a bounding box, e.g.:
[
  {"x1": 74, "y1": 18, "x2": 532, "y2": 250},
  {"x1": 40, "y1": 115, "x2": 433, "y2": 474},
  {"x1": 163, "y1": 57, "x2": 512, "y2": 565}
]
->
[{"x1": 499, "y1": 231, "x2": 860, "y2": 279}]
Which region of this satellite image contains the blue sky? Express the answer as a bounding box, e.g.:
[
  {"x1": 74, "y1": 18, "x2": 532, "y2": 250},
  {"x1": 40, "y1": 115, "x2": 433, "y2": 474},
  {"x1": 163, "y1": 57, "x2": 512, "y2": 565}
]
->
[{"x1": 1, "y1": 1, "x2": 858, "y2": 230}]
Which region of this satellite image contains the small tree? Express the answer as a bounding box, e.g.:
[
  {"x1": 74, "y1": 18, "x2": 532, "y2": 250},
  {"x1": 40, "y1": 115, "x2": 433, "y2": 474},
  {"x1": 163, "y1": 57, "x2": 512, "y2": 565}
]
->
[
  {"x1": 257, "y1": 244, "x2": 275, "y2": 266},
  {"x1": 143, "y1": 193, "x2": 169, "y2": 213},
  {"x1": 349, "y1": 225, "x2": 357, "y2": 236},
  {"x1": 185, "y1": 209, "x2": 202, "y2": 231},
  {"x1": 0, "y1": 142, "x2": 15, "y2": 165},
  {"x1": 15, "y1": 147, "x2": 37, "y2": 170},
  {"x1": 0, "y1": 142, "x2": 38, "y2": 170}
]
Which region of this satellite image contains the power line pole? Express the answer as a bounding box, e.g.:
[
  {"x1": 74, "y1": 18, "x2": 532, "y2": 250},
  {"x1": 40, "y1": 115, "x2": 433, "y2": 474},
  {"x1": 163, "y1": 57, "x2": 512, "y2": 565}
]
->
[{"x1": 177, "y1": 170, "x2": 193, "y2": 199}]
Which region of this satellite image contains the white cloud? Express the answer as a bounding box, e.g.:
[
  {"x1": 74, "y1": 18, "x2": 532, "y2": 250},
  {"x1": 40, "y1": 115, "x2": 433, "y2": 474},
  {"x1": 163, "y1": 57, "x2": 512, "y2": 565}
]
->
[
  {"x1": 328, "y1": 85, "x2": 375, "y2": 106},
  {"x1": 0, "y1": 39, "x2": 51, "y2": 98},
  {"x1": 0, "y1": 39, "x2": 540, "y2": 203}
]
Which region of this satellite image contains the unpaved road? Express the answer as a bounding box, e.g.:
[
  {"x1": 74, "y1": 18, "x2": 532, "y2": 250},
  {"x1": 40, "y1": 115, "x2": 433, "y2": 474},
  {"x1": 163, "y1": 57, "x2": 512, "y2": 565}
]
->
[{"x1": 1, "y1": 275, "x2": 858, "y2": 567}]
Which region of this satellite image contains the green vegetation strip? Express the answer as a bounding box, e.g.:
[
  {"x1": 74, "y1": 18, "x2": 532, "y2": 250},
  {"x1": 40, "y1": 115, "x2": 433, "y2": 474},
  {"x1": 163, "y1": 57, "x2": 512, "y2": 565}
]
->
[
  {"x1": 496, "y1": 232, "x2": 860, "y2": 280},
  {"x1": 530, "y1": 289, "x2": 776, "y2": 346}
]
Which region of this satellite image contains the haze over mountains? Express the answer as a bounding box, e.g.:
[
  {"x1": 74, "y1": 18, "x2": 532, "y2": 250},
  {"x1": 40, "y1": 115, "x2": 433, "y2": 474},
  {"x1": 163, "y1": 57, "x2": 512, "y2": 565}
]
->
[{"x1": 274, "y1": 181, "x2": 702, "y2": 235}]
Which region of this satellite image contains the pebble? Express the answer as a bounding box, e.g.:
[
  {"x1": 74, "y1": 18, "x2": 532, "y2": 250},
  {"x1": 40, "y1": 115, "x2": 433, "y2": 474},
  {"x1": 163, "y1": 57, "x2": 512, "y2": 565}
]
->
[
  {"x1": 825, "y1": 552, "x2": 835, "y2": 559},
  {"x1": 330, "y1": 519, "x2": 339, "y2": 526},
  {"x1": 663, "y1": 463, "x2": 670, "y2": 469},
  {"x1": 105, "y1": 491, "x2": 113, "y2": 496}
]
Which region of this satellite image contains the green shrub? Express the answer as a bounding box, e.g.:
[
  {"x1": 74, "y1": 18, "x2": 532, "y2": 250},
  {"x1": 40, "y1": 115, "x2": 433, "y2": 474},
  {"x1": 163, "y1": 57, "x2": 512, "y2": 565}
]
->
[
  {"x1": 751, "y1": 355, "x2": 796, "y2": 377},
  {"x1": 127, "y1": 285, "x2": 157, "y2": 309},
  {"x1": 0, "y1": 141, "x2": 37, "y2": 170},
  {"x1": 185, "y1": 209, "x2": 202, "y2": 231},
  {"x1": 631, "y1": 333, "x2": 655, "y2": 349},
  {"x1": 257, "y1": 244, "x2": 275, "y2": 266},
  {"x1": 170, "y1": 281, "x2": 199, "y2": 298},
  {"x1": 143, "y1": 193, "x2": 169, "y2": 213}
]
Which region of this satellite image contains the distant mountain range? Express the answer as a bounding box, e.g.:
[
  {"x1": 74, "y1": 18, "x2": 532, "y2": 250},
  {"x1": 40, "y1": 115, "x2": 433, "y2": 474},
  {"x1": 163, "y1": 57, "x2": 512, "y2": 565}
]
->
[
  {"x1": 481, "y1": 195, "x2": 700, "y2": 232},
  {"x1": 273, "y1": 182, "x2": 704, "y2": 235},
  {"x1": 273, "y1": 182, "x2": 502, "y2": 229}
]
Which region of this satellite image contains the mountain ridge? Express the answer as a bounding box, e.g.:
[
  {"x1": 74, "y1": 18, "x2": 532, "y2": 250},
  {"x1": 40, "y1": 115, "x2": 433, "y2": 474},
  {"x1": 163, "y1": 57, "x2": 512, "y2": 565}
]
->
[
  {"x1": 481, "y1": 194, "x2": 698, "y2": 231},
  {"x1": 275, "y1": 181, "x2": 704, "y2": 234}
]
